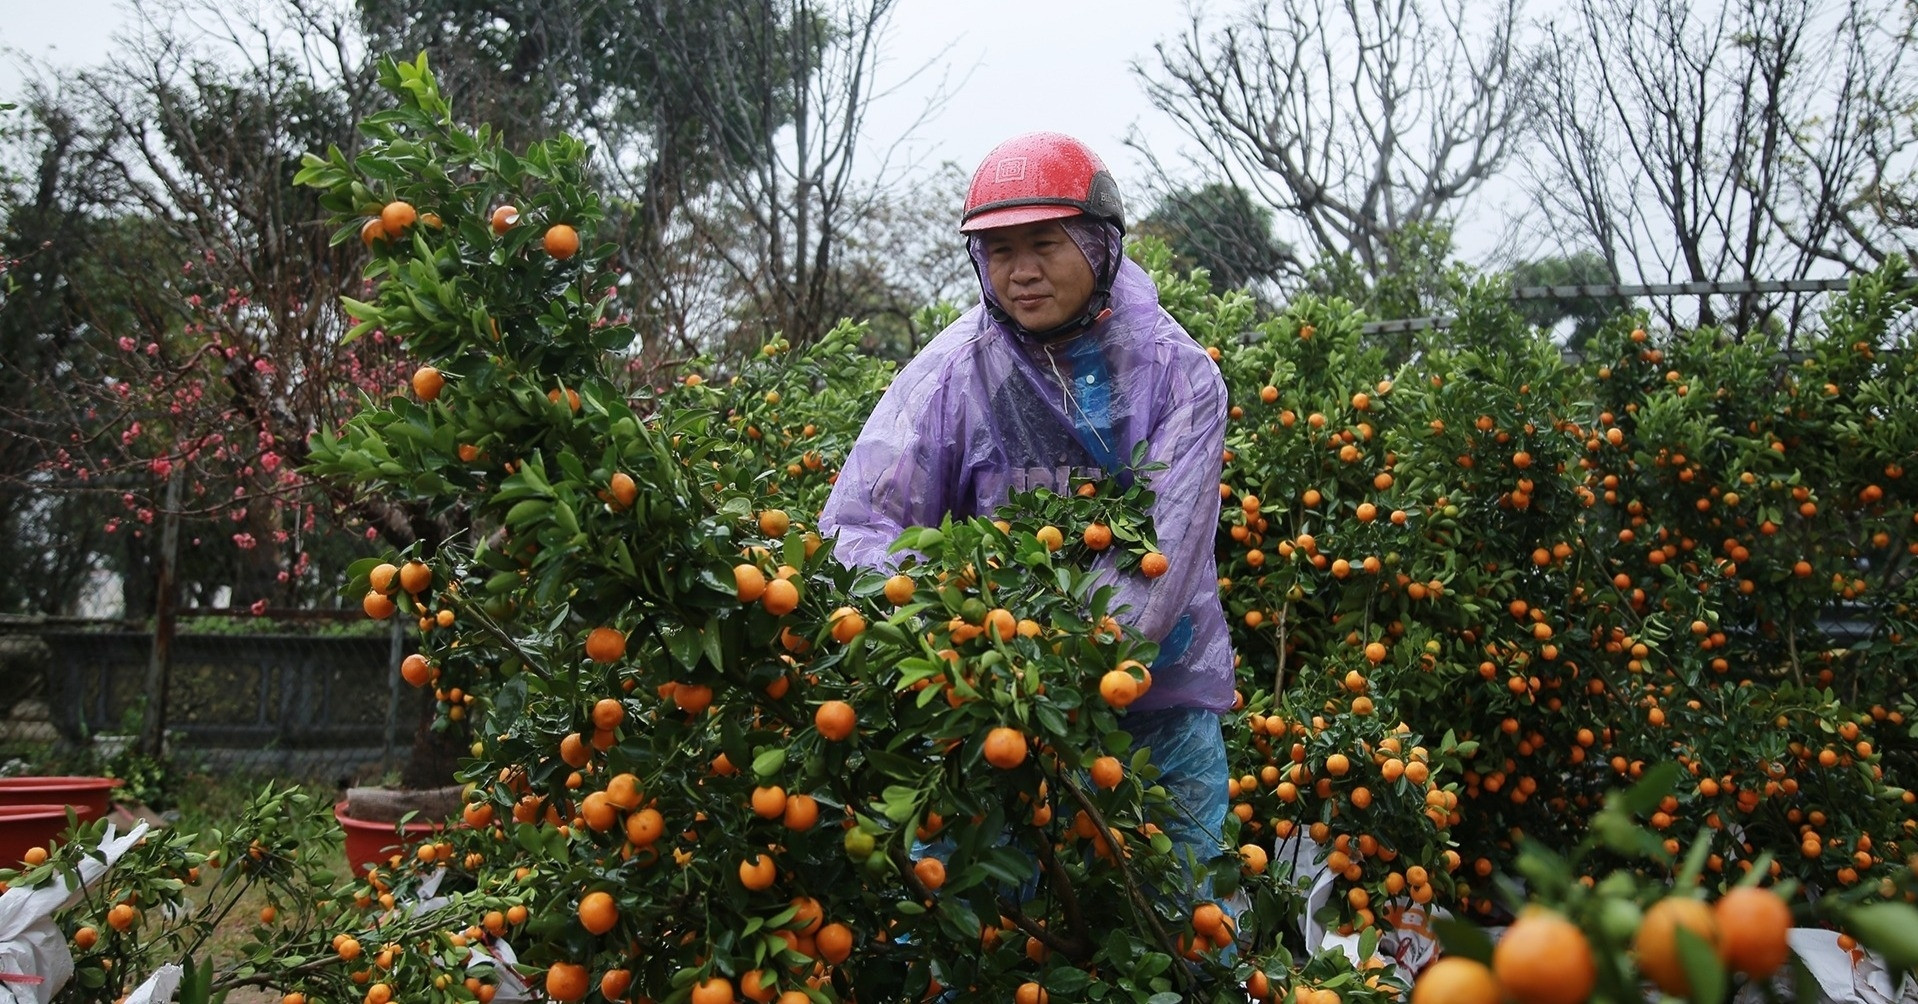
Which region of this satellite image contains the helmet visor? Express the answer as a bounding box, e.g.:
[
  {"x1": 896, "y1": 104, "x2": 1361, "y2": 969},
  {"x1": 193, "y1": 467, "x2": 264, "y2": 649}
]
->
[{"x1": 959, "y1": 202, "x2": 1083, "y2": 234}]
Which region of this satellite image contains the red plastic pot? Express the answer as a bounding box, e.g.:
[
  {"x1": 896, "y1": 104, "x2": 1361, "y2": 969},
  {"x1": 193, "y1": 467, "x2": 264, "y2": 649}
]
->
[
  {"x1": 0, "y1": 803, "x2": 91, "y2": 866},
  {"x1": 0, "y1": 776, "x2": 121, "y2": 818},
  {"x1": 334, "y1": 801, "x2": 453, "y2": 875}
]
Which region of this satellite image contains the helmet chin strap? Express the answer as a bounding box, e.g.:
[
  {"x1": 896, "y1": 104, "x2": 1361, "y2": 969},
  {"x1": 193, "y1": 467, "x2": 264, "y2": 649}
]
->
[
  {"x1": 987, "y1": 291, "x2": 1113, "y2": 343},
  {"x1": 975, "y1": 252, "x2": 1120, "y2": 344}
]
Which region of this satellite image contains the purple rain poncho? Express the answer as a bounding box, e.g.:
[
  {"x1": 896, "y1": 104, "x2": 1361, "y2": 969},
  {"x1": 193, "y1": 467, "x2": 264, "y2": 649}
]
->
[{"x1": 818, "y1": 248, "x2": 1234, "y2": 715}]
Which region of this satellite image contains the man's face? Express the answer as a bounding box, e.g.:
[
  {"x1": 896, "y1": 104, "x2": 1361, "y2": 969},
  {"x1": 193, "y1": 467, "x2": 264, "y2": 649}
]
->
[{"x1": 982, "y1": 219, "x2": 1096, "y2": 332}]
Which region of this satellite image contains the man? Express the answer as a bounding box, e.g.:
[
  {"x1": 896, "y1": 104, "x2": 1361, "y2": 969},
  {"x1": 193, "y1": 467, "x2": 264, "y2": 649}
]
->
[{"x1": 818, "y1": 131, "x2": 1235, "y2": 884}]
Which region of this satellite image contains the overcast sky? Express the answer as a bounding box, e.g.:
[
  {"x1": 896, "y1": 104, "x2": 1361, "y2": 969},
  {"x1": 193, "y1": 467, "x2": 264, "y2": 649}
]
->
[
  {"x1": 860, "y1": 1, "x2": 1198, "y2": 178},
  {"x1": 0, "y1": 0, "x2": 1201, "y2": 192}
]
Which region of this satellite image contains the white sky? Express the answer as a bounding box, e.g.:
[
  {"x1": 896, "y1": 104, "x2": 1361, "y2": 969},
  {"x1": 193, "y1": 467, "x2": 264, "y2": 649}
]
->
[
  {"x1": 860, "y1": 0, "x2": 1197, "y2": 181},
  {"x1": 0, "y1": 0, "x2": 1199, "y2": 190},
  {"x1": 0, "y1": 0, "x2": 128, "y2": 85},
  {"x1": 0, "y1": 0, "x2": 1534, "y2": 262}
]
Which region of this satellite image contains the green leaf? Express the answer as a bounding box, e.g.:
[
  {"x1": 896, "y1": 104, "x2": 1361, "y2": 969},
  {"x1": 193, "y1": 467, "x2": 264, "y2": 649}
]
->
[
  {"x1": 1674, "y1": 924, "x2": 1726, "y2": 1004},
  {"x1": 490, "y1": 676, "x2": 527, "y2": 735},
  {"x1": 868, "y1": 621, "x2": 909, "y2": 647},
  {"x1": 699, "y1": 616, "x2": 725, "y2": 672},
  {"x1": 504, "y1": 499, "x2": 553, "y2": 526},
  {"x1": 880, "y1": 784, "x2": 921, "y2": 824},
  {"x1": 720, "y1": 716, "x2": 751, "y2": 776},
  {"x1": 862, "y1": 749, "x2": 924, "y2": 780},
  {"x1": 1846, "y1": 902, "x2": 1918, "y2": 969},
  {"x1": 662, "y1": 624, "x2": 701, "y2": 672},
  {"x1": 340, "y1": 296, "x2": 384, "y2": 322},
  {"x1": 1432, "y1": 917, "x2": 1495, "y2": 964},
  {"x1": 1613, "y1": 760, "x2": 1682, "y2": 816}
]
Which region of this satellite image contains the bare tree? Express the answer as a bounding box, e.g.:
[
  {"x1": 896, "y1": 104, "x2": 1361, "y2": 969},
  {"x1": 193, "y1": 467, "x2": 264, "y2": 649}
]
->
[
  {"x1": 655, "y1": 0, "x2": 904, "y2": 357},
  {"x1": 1135, "y1": 0, "x2": 1531, "y2": 305},
  {"x1": 827, "y1": 161, "x2": 974, "y2": 357},
  {"x1": 1521, "y1": 0, "x2": 1918, "y2": 337}
]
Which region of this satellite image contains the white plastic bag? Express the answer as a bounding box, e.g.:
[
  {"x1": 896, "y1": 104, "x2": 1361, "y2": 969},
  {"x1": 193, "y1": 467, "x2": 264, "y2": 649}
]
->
[
  {"x1": 1785, "y1": 928, "x2": 1918, "y2": 1004},
  {"x1": 0, "y1": 822, "x2": 149, "y2": 1004},
  {"x1": 466, "y1": 937, "x2": 532, "y2": 1003},
  {"x1": 119, "y1": 964, "x2": 182, "y2": 1004}
]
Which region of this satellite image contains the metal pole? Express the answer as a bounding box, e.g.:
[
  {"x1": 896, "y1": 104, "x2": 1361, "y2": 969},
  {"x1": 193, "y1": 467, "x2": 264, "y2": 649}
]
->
[
  {"x1": 139, "y1": 465, "x2": 184, "y2": 757},
  {"x1": 383, "y1": 613, "x2": 403, "y2": 773}
]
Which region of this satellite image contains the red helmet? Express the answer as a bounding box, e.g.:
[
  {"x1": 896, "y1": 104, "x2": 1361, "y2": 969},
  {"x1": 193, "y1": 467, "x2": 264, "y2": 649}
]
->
[{"x1": 959, "y1": 132, "x2": 1125, "y2": 234}]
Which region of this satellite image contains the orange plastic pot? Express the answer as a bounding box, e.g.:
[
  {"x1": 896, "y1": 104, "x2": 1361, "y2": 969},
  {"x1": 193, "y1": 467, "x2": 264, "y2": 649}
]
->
[
  {"x1": 0, "y1": 776, "x2": 120, "y2": 818},
  {"x1": 0, "y1": 803, "x2": 90, "y2": 866},
  {"x1": 334, "y1": 801, "x2": 453, "y2": 875}
]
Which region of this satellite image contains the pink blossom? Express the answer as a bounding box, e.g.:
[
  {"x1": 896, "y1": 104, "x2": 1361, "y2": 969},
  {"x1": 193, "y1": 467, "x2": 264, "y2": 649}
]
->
[
  {"x1": 250, "y1": 598, "x2": 269, "y2": 615},
  {"x1": 121, "y1": 493, "x2": 136, "y2": 508},
  {"x1": 260, "y1": 452, "x2": 281, "y2": 472},
  {"x1": 232, "y1": 532, "x2": 257, "y2": 550},
  {"x1": 272, "y1": 529, "x2": 289, "y2": 544},
  {"x1": 191, "y1": 537, "x2": 201, "y2": 546},
  {"x1": 105, "y1": 518, "x2": 121, "y2": 533},
  {"x1": 145, "y1": 343, "x2": 159, "y2": 355},
  {"x1": 364, "y1": 526, "x2": 378, "y2": 540},
  {"x1": 276, "y1": 570, "x2": 290, "y2": 583},
  {"x1": 253, "y1": 358, "x2": 271, "y2": 374},
  {"x1": 136, "y1": 508, "x2": 154, "y2": 524},
  {"x1": 118, "y1": 337, "x2": 136, "y2": 352},
  {"x1": 187, "y1": 295, "x2": 202, "y2": 307},
  {"x1": 150, "y1": 458, "x2": 172, "y2": 478}
]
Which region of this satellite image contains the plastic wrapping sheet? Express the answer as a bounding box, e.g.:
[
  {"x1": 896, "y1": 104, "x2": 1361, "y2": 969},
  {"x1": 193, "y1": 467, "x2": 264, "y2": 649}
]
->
[
  {"x1": 819, "y1": 255, "x2": 1233, "y2": 714},
  {"x1": 1286, "y1": 835, "x2": 1451, "y2": 976},
  {"x1": 394, "y1": 864, "x2": 531, "y2": 1003},
  {"x1": 1773, "y1": 929, "x2": 1918, "y2": 1003},
  {"x1": 120, "y1": 964, "x2": 181, "y2": 1004},
  {"x1": 0, "y1": 822, "x2": 149, "y2": 1004},
  {"x1": 465, "y1": 938, "x2": 532, "y2": 1003}
]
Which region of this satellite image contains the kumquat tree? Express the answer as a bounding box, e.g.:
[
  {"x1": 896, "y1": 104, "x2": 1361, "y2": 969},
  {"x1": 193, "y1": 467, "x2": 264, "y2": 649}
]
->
[{"x1": 9, "y1": 53, "x2": 1918, "y2": 1004}]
